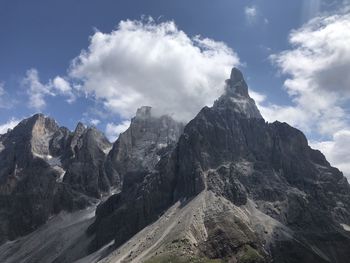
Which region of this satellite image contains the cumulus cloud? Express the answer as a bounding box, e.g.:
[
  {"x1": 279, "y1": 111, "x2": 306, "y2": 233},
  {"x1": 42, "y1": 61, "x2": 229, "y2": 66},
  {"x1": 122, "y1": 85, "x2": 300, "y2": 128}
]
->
[
  {"x1": 69, "y1": 18, "x2": 239, "y2": 122},
  {"x1": 105, "y1": 120, "x2": 131, "y2": 141},
  {"x1": 268, "y1": 11, "x2": 350, "y2": 135},
  {"x1": 259, "y1": 10, "x2": 350, "y2": 178},
  {"x1": 310, "y1": 130, "x2": 350, "y2": 180},
  {"x1": 22, "y1": 69, "x2": 76, "y2": 110},
  {"x1": 0, "y1": 118, "x2": 20, "y2": 134},
  {"x1": 52, "y1": 76, "x2": 76, "y2": 103}
]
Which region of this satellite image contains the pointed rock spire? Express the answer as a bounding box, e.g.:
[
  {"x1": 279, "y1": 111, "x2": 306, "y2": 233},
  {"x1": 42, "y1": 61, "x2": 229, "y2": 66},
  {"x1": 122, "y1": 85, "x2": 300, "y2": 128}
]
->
[
  {"x1": 214, "y1": 68, "x2": 263, "y2": 119},
  {"x1": 225, "y1": 67, "x2": 249, "y2": 97}
]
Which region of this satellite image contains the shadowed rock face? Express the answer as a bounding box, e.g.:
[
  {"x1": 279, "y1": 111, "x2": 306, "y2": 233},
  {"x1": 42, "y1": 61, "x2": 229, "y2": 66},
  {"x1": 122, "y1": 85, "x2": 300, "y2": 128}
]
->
[
  {"x1": 62, "y1": 125, "x2": 114, "y2": 198},
  {"x1": 88, "y1": 68, "x2": 350, "y2": 263}
]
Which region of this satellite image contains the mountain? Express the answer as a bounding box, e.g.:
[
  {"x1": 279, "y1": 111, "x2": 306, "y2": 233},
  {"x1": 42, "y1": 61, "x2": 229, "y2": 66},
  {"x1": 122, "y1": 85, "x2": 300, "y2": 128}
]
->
[
  {"x1": 104, "y1": 106, "x2": 184, "y2": 190},
  {"x1": 0, "y1": 68, "x2": 349, "y2": 263},
  {"x1": 0, "y1": 108, "x2": 184, "y2": 263},
  {"x1": 85, "y1": 68, "x2": 350, "y2": 263},
  {"x1": 0, "y1": 114, "x2": 113, "y2": 243}
]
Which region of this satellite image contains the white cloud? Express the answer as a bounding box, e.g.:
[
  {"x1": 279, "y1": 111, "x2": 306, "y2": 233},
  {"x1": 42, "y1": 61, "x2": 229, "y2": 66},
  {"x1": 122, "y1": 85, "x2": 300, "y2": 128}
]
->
[
  {"x1": 90, "y1": 119, "x2": 100, "y2": 126},
  {"x1": 258, "y1": 10, "x2": 350, "y2": 178},
  {"x1": 244, "y1": 5, "x2": 269, "y2": 26},
  {"x1": 0, "y1": 83, "x2": 8, "y2": 109},
  {"x1": 0, "y1": 83, "x2": 4, "y2": 97},
  {"x1": 69, "y1": 18, "x2": 239, "y2": 122},
  {"x1": 0, "y1": 118, "x2": 20, "y2": 134},
  {"x1": 105, "y1": 120, "x2": 131, "y2": 141},
  {"x1": 23, "y1": 69, "x2": 53, "y2": 110},
  {"x1": 22, "y1": 69, "x2": 76, "y2": 110},
  {"x1": 310, "y1": 130, "x2": 350, "y2": 180},
  {"x1": 245, "y1": 6, "x2": 257, "y2": 23},
  {"x1": 52, "y1": 76, "x2": 76, "y2": 103},
  {"x1": 268, "y1": 11, "x2": 350, "y2": 135}
]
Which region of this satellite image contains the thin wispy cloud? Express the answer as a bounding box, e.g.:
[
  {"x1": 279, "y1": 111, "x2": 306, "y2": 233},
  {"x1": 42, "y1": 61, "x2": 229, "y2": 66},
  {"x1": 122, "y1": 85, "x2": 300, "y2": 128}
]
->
[
  {"x1": 244, "y1": 5, "x2": 269, "y2": 26},
  {"x1": 0, "y1": 118, "x2": 20, "y2": 134},
  {"x1": 0, "y1": 82, "x2": 15, "y2": 109},
  {"x1": 23, "y1": 69, "x2": 53, "y2": 110},
  {"x1": 22, "y1": 69, "x2": 76, "y2": 111},
  {"x1": 245, "y1": 6, "x2": 257, "y2": 24},
  {"x1": 105, "y1": 120, "x2": 131, "y2": 141},
  {"x1": 302, "y1": 0, "x2": 321, "y2": 21}
]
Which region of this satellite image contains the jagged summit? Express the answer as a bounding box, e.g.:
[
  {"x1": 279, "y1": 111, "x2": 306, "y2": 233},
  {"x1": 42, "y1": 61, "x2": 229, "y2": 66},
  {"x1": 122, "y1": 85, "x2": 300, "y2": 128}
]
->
[
  {"x1": 85, "y1": 68, "x2": 350, "y2": 263},
  {"x1": 104, "y1": 106, "x2": 184, "y2": 186},
  {"x1": 214, "y1": 67, "x2": 263, "y2": 119},
  {"x1": 226, "y1": 67, "x2": 249, "y2": 97},
  {"x1": 135, "y1": 106, "x2": 152, "y2": 119},
  {"x1": 74, "y1": 121, "x2": 86, "y2": 133},
  {"x1": 1, "y1": 69, "x2": 350, "y2": 263},
  {"x1": 14, "y1": 113, "x2": 58, "y2": 133}
]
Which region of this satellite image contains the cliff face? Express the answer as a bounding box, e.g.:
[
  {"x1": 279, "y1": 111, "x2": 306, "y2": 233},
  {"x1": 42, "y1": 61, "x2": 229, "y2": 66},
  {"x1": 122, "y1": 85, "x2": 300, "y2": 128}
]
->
[
  {"x1": 0, "y1": 114, "x2": 112, "y2": 242},
  {"x1": 104, "y1": 106, "x2": 184, "y2": 191},
  {"x1": 0, "y1": 68, "x2": 349, "y2": 263},
  {"x1": 0, "y1": 107, "x2": 183, "y2": 252},
  {"x1": 88, "y1": 68, "x2": 350, "y2": 263}
]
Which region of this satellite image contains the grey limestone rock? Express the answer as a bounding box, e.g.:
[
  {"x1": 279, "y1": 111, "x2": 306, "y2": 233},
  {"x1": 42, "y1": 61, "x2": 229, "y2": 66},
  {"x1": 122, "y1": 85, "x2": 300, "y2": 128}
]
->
[{"x1": 88, "y1": 68, "x2": 350, "y2": 263}]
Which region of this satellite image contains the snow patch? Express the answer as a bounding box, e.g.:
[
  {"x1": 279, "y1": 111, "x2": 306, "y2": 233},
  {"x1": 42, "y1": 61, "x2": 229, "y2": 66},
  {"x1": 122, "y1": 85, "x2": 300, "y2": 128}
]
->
[
  {"x1": 0, "y1": 141, "x2": 4, "y2": 153},
  {"x1": 341, "y1": 223, "x2": 350, "y2": 231},
  {"x1": 33, "y1": 153, "x2": 62, "y2": 166},
  {"x1": 157, "y1": 143, "x2": 168, "y2": 149},
  {"x1": 33, "y1": 153, "x2": 66, "y2": 182},
  {"x1": 103, "y1": 146, "x2": 113, "y2": 155},
  {"x1": 228, "y1": 96, "x2": 261, "y2": 118},
  {"x1": 54, "y1": 166, "x2": 66, "y2": 182}
]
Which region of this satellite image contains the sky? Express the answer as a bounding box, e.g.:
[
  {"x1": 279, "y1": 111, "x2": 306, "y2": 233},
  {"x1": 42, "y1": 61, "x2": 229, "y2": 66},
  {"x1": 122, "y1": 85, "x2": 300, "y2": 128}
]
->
[{"x1": 0, "y1": 0, "x2": 350, "y2": 178}]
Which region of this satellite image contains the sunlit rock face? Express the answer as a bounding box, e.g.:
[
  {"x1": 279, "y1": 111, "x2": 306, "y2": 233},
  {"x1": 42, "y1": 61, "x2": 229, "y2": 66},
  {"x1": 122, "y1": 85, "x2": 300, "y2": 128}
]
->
[
  {"x1": 104, "y1": 106, "x2": 184, "y2": 189},
  {"x1": 0, "y1": 114, "x2": 112, "y2": 243}
]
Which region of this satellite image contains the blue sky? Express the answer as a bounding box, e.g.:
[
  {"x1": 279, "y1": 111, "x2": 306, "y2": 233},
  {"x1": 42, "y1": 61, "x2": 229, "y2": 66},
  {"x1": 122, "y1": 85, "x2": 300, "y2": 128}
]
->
[{"x1": 1, "y1": 0, "x2": 350, "y2": 177}]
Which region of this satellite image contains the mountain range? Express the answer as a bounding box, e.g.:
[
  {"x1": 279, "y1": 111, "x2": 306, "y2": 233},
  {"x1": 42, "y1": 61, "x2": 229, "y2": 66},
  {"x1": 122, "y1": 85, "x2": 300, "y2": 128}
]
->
[{"x1": 0, "y1": 68, "x2": 349, "y2": 263}]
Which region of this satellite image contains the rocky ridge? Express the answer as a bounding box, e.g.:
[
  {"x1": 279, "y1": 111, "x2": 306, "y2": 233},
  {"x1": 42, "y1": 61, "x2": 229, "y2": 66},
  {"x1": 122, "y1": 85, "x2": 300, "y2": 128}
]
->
[
  {"x1": 0, "y1": 109, "x2": 183, "y2": 248},
  {"x1": 86, "y1": 68, "x2": 350, "y2": 263},
  {"x1": 0, "y1": 68, "x2": 349, "y2": 263}
]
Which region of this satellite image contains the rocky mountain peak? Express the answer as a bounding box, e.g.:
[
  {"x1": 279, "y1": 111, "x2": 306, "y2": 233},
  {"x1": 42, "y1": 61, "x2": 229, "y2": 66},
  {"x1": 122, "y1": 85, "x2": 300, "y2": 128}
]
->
[
  {"x1": 213, "y1": 67, "x2": 263, "y2": 119},
  {"x1": 105, "y1": 106, "x2": 184, "y2": 186},
  {"x1": 74, "y1": 122, "x2": 86, "y2": 134},
  {"x1": 14, "y1": 113, "x2": 58, "y2": 134},
  {"x1": 30, "y1": 114, "x2": 60, "y2": 156},
  {"x1": 135, "y1": 106, "x2": 152, "y2": 119},
  {"x1": 227, "y1": 67, "x2": 249, "y2": 97}
]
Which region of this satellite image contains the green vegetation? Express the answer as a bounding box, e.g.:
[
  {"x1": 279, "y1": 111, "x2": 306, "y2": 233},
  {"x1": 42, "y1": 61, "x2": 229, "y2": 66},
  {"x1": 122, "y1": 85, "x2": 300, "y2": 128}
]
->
[{"x1": 239, "y1": 245, "x2": 264, "y2": 263}]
